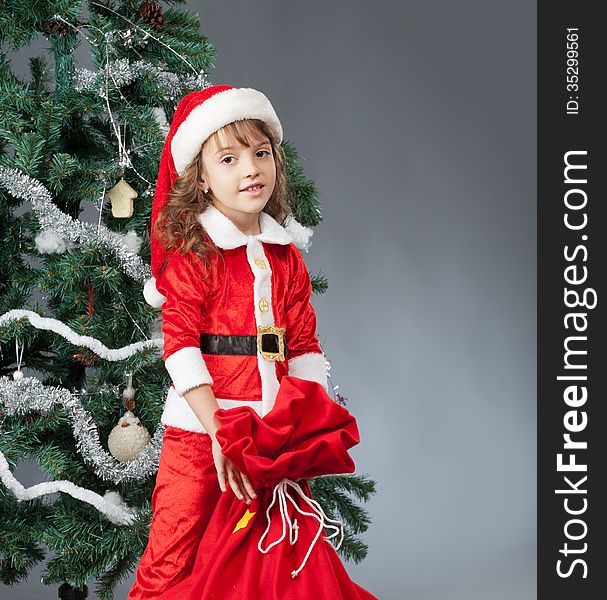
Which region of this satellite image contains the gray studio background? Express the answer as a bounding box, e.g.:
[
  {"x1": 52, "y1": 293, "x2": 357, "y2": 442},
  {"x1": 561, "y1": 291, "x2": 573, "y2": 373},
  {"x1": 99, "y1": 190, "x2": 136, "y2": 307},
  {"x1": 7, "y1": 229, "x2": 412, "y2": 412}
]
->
[{"x1": 4, "y1": 1, "x2": 536, "y2": 599}]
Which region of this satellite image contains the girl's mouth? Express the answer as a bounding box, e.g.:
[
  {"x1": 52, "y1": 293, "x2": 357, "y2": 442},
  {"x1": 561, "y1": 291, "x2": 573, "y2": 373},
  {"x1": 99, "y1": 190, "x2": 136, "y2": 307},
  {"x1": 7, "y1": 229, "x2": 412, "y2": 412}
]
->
[{"x1": 240, "y1": 184, "x2": 264, "y2": 196}]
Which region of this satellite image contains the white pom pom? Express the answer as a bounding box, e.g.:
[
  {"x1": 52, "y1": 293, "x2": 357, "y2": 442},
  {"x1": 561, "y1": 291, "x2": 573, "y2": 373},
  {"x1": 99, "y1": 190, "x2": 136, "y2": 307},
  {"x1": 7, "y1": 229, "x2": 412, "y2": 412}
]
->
[
  {"x1": 35, "y1": 229, "x2": 68, "y2": 254},
  {"x1": 143, "y1": 276, "x2": 167, "y2": 308},
  {"x1": 121, "y1": 230, "x2": 142, "y2": 253},
  {"x1": 103, "y1": 490, "x2": 126, "y2": 507},
  {"x1": 284, "y1": 215, "x2": 314, "y2": 252},
  {"x1": 108, "y1": 229, "x2": 142, "y2": 254}
]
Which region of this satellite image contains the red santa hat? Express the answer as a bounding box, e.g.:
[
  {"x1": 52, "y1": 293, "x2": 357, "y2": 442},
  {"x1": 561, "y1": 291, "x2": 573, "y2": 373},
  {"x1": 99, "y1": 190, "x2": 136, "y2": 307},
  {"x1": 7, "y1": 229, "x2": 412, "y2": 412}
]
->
[{"x1": 144, "y1": 85, "x2": 284, "y2": 307}]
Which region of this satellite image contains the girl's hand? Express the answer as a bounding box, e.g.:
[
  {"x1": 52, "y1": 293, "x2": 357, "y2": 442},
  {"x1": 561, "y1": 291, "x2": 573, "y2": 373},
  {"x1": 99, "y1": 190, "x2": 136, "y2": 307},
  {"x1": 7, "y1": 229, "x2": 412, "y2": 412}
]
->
[{"x1": 211, "y1": 437, "x2": 257, "y2": 504}]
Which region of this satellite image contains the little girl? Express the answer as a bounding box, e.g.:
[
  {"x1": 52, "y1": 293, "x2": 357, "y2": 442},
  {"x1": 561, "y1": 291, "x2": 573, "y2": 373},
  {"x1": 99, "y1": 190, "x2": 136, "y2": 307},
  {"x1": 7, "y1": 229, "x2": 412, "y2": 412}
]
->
[{"x1": 128, "y1": 85, "x2": 328, "y2": 599}]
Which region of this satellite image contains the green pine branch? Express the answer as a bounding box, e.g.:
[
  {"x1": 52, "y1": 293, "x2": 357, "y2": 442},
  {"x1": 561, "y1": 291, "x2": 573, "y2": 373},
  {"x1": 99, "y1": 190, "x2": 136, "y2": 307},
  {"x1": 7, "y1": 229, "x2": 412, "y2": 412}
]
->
[
  {"x1": 310, "y1": 473, "x2": 377, "y2": 563},
  {"x1": 0, "y1": 489, "x2": 48, "y2": 585}
]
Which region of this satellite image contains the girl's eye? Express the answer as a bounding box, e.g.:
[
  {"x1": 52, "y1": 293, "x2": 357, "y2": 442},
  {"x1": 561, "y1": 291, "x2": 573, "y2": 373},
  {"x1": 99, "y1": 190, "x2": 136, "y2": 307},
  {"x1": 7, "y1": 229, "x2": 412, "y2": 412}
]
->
[{"x1": 221, "y1": 150, "x2": 270, "y2": 164}]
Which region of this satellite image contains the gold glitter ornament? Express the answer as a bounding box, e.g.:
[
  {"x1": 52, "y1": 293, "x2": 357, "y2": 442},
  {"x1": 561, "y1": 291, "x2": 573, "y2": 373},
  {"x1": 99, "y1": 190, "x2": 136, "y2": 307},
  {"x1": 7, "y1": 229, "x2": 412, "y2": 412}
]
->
[{"x1": 108, "y1": 178, "x2": 138, "y2": 218}]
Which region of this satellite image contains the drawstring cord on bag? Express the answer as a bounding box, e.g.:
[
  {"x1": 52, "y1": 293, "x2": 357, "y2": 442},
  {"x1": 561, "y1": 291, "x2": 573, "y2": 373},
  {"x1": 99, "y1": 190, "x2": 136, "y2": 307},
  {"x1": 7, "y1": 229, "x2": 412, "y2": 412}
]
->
[{"x1": 257, "y1": 478, "x2": 344, "y2": 579}]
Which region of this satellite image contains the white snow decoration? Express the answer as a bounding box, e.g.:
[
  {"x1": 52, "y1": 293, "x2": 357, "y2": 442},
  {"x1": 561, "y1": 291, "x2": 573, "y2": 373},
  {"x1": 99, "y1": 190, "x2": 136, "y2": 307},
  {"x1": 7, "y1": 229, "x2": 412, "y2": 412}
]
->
[
  {"x1": 149, "y1": 315, "x2": 164, "y2": 341},
  {"x1": 284, "y1": 215, "x2": 313, "y2": 252},
  {"x1": 153, "y1": 107, "x2": 170, "y2": 138},
  {"x1": 0, "y1": 451, "x2": 135, "y2": 525},
  {"x1": 104, "y1": 490, "x2": 129, "y2": 509},
  {"x1": 0, "y1": 309, "x2": 162, "y2": 361},
  {"x1": 35, "y1": 229, "x2": 68, "y2": 254},
  {"x1": 108, "y1": 229, "x2": 143, "y2": 254}
]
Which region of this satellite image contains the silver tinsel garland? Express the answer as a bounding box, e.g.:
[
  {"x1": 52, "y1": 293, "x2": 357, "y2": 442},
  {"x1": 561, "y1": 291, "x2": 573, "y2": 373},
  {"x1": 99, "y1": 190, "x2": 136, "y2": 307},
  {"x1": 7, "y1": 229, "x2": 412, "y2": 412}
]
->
[
  {"x1": 74, "y1": 57, "x2": 210, "y2": 101},
  {"x1": 0, "y1": 167, "x2": 151, "y2": 284},
  {"x1": 0, "y1": 376, "x2": 164, "y2": 483}
]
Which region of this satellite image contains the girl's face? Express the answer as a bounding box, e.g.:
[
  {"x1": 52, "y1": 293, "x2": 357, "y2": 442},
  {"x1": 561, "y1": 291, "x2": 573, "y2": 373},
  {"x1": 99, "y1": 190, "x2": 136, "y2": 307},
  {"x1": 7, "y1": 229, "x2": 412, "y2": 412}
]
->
[{"x1": 200, "y1": 128, "x2": 276, "y2": 221}]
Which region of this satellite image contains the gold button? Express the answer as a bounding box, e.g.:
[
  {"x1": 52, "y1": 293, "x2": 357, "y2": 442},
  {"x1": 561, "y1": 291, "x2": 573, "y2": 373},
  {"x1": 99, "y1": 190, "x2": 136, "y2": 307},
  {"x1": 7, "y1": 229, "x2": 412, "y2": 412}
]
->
[
  {"x1": 255, "y1": 258, "x2": 267, "y2": 270},
  {"x1": 259, "y1": 298, "x2": 269, "y2": 313}
]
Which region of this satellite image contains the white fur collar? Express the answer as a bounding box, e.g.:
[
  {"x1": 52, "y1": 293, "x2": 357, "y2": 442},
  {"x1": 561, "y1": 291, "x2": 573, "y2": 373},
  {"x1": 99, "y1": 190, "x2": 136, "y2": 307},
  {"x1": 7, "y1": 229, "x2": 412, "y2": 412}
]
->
[{"x1": 199, "y1": 203, "x2": 294, "y2": 249}]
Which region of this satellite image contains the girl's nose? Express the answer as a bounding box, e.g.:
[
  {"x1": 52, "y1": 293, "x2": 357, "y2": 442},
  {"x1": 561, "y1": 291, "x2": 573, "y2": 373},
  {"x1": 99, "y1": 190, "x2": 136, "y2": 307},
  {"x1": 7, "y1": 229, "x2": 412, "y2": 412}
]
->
[{"x1": 241, "y1": 153, "x2": 259, "y2": 176}]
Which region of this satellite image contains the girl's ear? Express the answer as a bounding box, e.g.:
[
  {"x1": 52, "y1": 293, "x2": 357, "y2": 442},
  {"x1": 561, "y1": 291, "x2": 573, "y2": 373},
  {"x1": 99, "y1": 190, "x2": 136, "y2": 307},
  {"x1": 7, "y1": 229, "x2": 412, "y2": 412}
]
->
[{"x1": 196, "y1": 175, "x2": 209, "y2": 195}]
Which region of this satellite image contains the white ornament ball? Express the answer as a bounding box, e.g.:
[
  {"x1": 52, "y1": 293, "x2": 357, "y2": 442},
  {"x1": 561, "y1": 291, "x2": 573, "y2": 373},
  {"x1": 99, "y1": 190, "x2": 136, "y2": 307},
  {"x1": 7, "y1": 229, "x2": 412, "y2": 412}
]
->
[
  {"x1": 13, "y1": 370, "x2": 24, "y2": 380},
  {"x1": 108, "y1": 411, "x2": 151, "y2": 462}
]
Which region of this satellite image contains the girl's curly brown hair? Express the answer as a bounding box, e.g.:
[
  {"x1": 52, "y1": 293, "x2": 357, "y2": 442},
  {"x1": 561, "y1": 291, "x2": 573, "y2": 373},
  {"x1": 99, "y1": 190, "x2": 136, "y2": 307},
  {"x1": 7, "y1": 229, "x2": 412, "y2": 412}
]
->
[{"x1": 153, "y1": 118, "x2": 291, "y2": 273}]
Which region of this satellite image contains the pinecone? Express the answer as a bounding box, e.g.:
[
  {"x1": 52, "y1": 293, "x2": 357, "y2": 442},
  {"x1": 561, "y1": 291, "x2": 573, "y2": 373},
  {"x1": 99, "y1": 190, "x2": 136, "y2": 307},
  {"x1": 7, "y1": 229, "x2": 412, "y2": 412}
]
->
[
  {"x1": 43, "y1": 19, "x2": 70, "y2": 36},
  {"x1": 138, "y1": 1, "x2": 165, "y2": 31}
]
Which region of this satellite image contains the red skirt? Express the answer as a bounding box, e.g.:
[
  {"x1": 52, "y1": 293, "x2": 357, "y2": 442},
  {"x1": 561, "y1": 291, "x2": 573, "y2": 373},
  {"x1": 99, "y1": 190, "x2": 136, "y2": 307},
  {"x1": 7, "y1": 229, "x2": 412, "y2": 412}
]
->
[{"x1": 127, "y1": 426, "x2": 221, "y2": 600}]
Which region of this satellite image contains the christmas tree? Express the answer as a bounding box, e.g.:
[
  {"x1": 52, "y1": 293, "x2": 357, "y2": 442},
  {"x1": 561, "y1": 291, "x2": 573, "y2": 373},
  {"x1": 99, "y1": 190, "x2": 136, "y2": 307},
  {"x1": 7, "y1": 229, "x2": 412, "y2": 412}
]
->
[{"x1": 0, "y1": 1, "x2": 376, "y2": 598}]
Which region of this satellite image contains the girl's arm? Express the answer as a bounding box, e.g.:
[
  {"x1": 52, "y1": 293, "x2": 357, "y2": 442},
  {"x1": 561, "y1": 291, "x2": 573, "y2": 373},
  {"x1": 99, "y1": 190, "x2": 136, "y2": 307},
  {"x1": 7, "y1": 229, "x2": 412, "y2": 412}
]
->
[
  {"x1": 285, "y1": 244, "x2": 328, "y2": 389},
  {"x1": 157, "y1": 251, "x2": 255, "y2": 502},
  {"x1": 156, "y1": 250, "x2": 214, "y2": 396},
  {"x1": 157, "y1": 251, "x2": 220, "y2": 435},
  {"x1": 182, "y1": 383, "x2": 221, "y2": 439},
  {"x1": 184, "y1": 383, "x2": 256, "y2": 503}
]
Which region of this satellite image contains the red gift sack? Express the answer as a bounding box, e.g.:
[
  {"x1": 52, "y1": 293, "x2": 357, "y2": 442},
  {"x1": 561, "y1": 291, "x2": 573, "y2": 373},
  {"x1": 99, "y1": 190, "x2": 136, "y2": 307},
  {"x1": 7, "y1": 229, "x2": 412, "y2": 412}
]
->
[{"x1": 158, "y1": 375, "x2": 377, "y2": 600}]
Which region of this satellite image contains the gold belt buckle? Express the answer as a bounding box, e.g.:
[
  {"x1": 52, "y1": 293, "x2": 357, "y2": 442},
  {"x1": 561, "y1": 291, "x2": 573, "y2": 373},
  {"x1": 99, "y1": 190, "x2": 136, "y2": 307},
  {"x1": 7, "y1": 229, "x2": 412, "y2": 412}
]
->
[{"x1": 257, "y1": 325, "x2": 286, "y2": 362}]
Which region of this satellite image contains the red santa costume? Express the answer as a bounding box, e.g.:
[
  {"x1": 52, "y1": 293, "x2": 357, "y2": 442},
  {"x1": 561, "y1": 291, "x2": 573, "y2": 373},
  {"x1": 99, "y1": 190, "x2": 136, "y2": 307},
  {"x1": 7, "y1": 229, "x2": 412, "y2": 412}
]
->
[
  {"x1": 128, "y1": 85, "x2": 327, "y2": 599},
  {"x1": 156, "y1": 203, "x2": 327, "y2": 431}
]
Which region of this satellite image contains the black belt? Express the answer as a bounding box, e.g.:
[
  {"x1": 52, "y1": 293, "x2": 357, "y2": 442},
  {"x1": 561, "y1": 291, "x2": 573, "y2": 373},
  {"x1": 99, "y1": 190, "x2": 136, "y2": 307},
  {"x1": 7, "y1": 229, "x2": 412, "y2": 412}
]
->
[{"x1": 200, "y1": 333, "x2": 289, "y2": 357}]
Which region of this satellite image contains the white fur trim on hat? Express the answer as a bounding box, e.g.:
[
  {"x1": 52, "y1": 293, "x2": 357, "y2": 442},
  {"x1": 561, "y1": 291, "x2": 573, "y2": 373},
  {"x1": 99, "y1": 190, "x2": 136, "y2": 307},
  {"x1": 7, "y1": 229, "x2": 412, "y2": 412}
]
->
[
  {"x1": 171, "y1": 87, "x2": 283, "y2": 176},
  {"x1": 143, "y1": 276, "x2": 167, "y2": 308}
]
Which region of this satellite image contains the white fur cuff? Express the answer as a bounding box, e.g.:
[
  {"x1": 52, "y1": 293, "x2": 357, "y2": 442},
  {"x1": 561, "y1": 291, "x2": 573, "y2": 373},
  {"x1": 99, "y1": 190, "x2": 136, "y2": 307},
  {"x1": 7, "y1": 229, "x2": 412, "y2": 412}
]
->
[
  {"x1": 161, "y1": 387, "x2": 263, "y2": 434},
  {"x1": 164, "y1": 346, "x2": 214, "y2": 396},
  {"x1": 287, "y1": 352, "x2": 328, "y2": 391}
]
